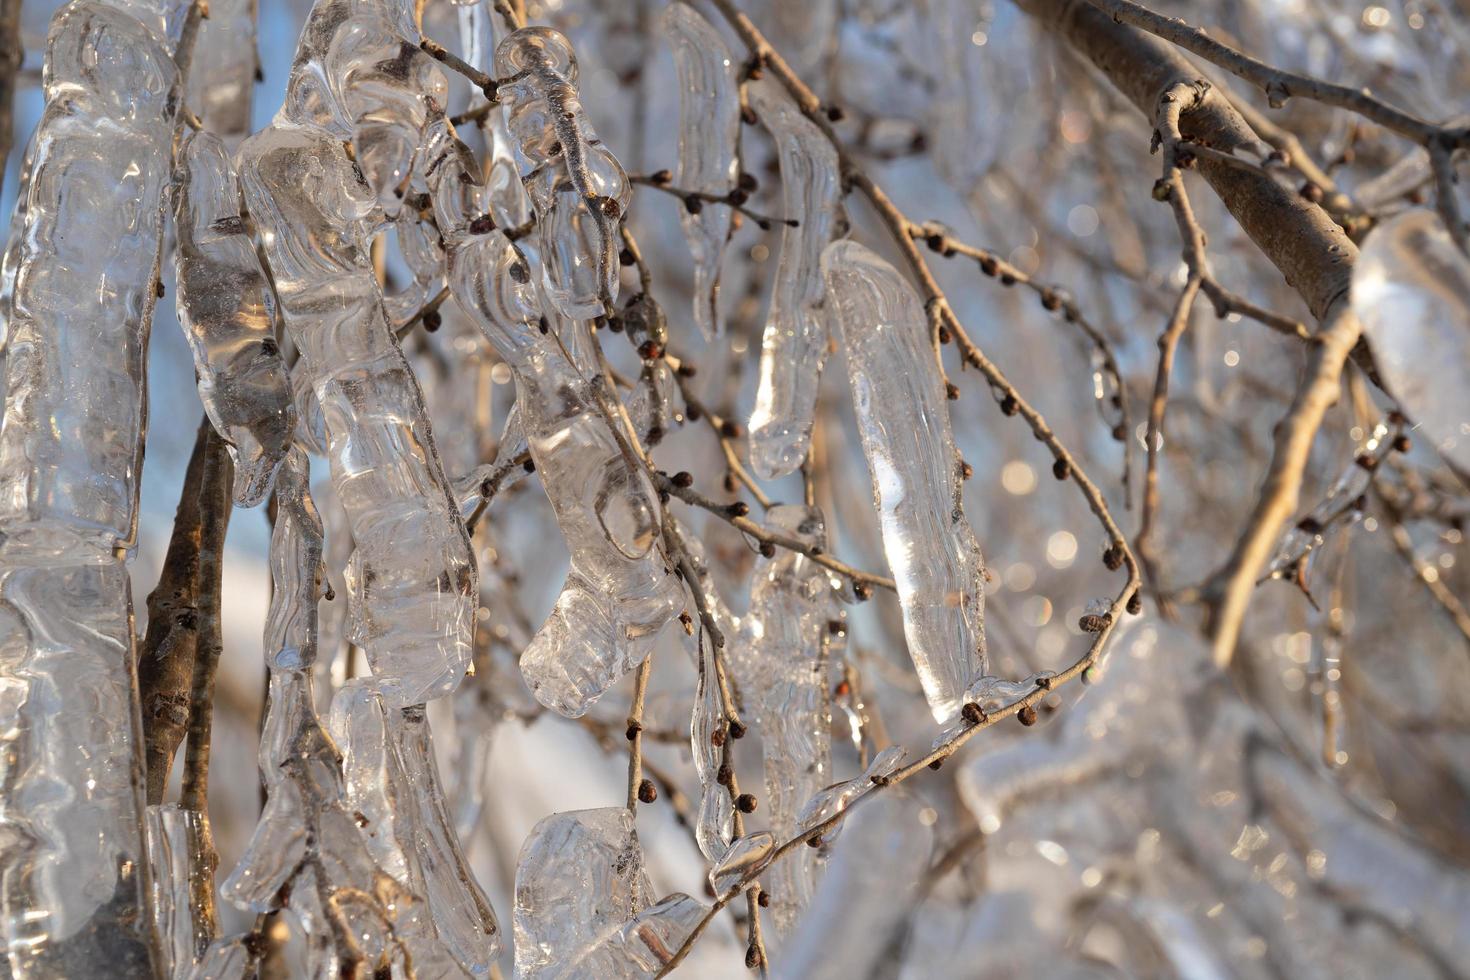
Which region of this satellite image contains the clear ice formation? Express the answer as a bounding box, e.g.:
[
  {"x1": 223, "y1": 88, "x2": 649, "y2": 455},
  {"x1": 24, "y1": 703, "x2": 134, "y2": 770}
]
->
[
  {"x1": 174, "y1": 130, "x2": 296, "y2": 507},
  {"x1": 737, "y1": 504, "x2": 838, "y2": 933},
  {"x1": 746, "y1": 76, "x2": 842, "y2": 479},
  {"x1": 494, "y1": 27, "x2": 631, "y2": 319},
  {"x1": 708, "y1": 831, "x2": 775, "y2": 896},
  {"x1": 146, "y1": 803, "x2": 215, "y2": 978},
  {"x1": 821, "y1": 240, "x2": 987, "y2": 722},
  {"x1": 329, "y1": 682, "x2": 502, "y2": 976},
  {"x1": 238, "y1": 0, "x2": 476, "y2": 707},
  {"x1": 187, "y1": 0, "x2": 256, "y2": 141},
  {"x1": 427, "y1": 121, "x2": 682, "y2": 719},
  {"x1": 1351, "y1": 209, "x2": 1470, "y2": 472},
  {"x1": 775, "y1": 794, "x2": 933, "y2": 980},
  {"x1": 513, "y1": 807, "x2": 708, "y2": 979},
  {"x1": 795, "y1": 744, "x2": 907, "y2": 848},
  {"x1": 1266, "y1": 420, "x2": 1387, "y2": 579},
  {"x1": 0, "y1": 0, "x2": 194, "y2": 972},
  {"x1": 216, "y1": 449, "x2": 451, "y2": 977},
  {"x1": 662, "y1": 2, "x2": 741, "y2": 339}
]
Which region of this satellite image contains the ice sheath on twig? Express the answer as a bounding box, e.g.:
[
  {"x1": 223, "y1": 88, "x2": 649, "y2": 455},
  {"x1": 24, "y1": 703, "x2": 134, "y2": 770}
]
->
[
  {"x1": 662, "y1": 2, "x2": 741, "y2": 339},
  {"x1": 238, "y1": 0, "x2": 476, "y2": 708},
  {"x1": 747, "y1": 77, "x2": 843, "y2": 479},
  {"x1": 513, "y1": 807, "x2": 707, "y2": 979},
  {"x1": 173, "y1": 130, "x2": 296, "y2": 507},
  {"x1": 736, "y1": 505, "x2": 839, "y2": 935},
  {"x1": 0, "y1": 0, "x2": 198, "y2": 972},
  {"x1": 821, "y1": 240, "x2": 987, "y2": 722},
  {"x1": 495, "y1": 26, "x2": 631, "y2": 319},
  {"x1": 426, "y1": 113, "x2": 682, "y2": 719}
]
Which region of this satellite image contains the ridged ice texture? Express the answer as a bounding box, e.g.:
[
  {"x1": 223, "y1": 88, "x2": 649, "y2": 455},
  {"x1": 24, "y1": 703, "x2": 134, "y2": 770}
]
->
[
  {"x1": 822, "y1": 240, "x2": 986, "y2": 722},
  {"x1": 775, "y1": 794, "x2": 933, "y2": 980},
  {"x1": 662, "y1": 3, "x2": 741, "y2": 339},
  {"x1": 174, "y1": 130, "x2": 295, "y2": 507},
  {"x1": 494, "y1": 27, "x2": 631, "y2": 319},
  {"x1": 513, "y1": 807, "x2": 707, "y2": 980},
  {"x1": 428, "y1": 143, "x2": 682, "y2": 719},
  {"x1": 0, "y1": 0, "x2": 187, "y2": 558},
  {"x1": 187, "y1": 0, "x2": 255, "y2": 141},
  {"x1": 330, "y1": 683, "x2": 501, "y2": 975},
  {"x1": 0, "y1": 560, "x2": 155, "y2": 975},
  {"x1": 238, "y1": 0, "x2": 475, "y2": 707},
  {"x1": 1352, "y1": 209, "x2": 1470, "y2": 471},
  {"x1": 146, "y1": 803, "x2": 214, "y2": 978},
  {"x1": 747, "y1": 77, "x2": 842, "y2": 479},
  {"x1": 739, "y1": 504, "x2": 836, "y2": 933},
  {"x1": 218, "y1": 449, "x2": 416, "y2": 976},
  {"x1": 0, "y1": 130, "x2": 35, "y2": 353}
]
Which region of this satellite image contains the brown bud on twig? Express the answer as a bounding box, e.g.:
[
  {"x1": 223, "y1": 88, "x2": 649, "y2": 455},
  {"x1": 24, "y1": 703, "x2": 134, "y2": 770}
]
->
[
  {"x1": 1018, "y1": 705, "x2": 1039, "y2": 726},
  {"x1": 638, "y1": 779, "x2": 658, "y2": 804},
  {"x1": 736, "y1": 793, "x2": 757, "y2": 813}
]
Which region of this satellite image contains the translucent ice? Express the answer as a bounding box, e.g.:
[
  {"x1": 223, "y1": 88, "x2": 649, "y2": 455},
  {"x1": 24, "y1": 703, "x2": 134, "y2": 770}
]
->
[
  {"x1": 495, "y1": 27, "x2": 631, "y2": 319},
  {"x1": 747, "y1": 77, "x2": 842, "y2": 479},
  {"x1": 238, "y1": 0, "x2": 476, "y2": 706},
  {"x1": 146, "y1": 803, "x2": 216, "y2": 977},
  {"x1": 1352, "y1": 209, "x2": 1470, "y2": 471},
  {"x1": 513, "y1": 807, "x2": 706, "y2": 979},
  {"x1": 708, "y1": 831, "x2": 775, "y2": 896},
  {"x1": 187, "y1": 0, "x2": 256, "y2": 141},
  {"x1": 662, "y1": 3, "x2": 741, "y2": 339},
  {"x1": 174, "y1": 130, "x2": 295, "y2": 507},
  {"x1": 822, "y1": 240, "x2": 987, "y2": 721},
  {"x1": 428, "y1": 140, "x2": 681, "y2": 718},
  {"x1": 738, "y1": 504, "x2": 837, "y2": 932},
  {"x1": 796, "y1": 744, "x2": 907, "y2": 848}
]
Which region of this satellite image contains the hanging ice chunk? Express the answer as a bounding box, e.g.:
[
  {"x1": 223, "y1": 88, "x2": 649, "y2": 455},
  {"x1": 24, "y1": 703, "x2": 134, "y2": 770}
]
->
[
  {"x1": 776, "y1": 794, "x2": 933, "y2": 980},
  {"x1": 427, "y1": 135, "x2": 681, "y2": 719},
  {"x1": 737, "y1": 504, "x2": 838, "y2": 933},
  {"x1": 1352, "y1": 209, "x2": 1470, "y2": 471},
  {"x1": 513, "y1": 807, "x2": 707, "y2": 979},
  {"x1": 795, "y1": 744, "x2": 907, "y2": 848},
  {"x1": 220, "y1": 450, "x2": 424, "y2": 974},
  {"x1": 0, "y1": 0, "x2": 196, "y2": 972},
  {"x1": 174, "y1": 130, "x2": 296, "y2": 507},
  {"x1": 691, "y1": 629, "x2": 735, "y2": 861},
  {"x1": 146, "y1": 803, "x2": 216, "y2": 978},
  {"x1": 494, "y1": 27, "x2": 631, "y2": 319},
  {"x1": 0, "y1": 0, "x2": 189, "y2": 557},
  {"x1": 747, "y1": 77, "x2": 843, "y2": 479},
  {"x1": 821, "y1": 240, "x2": 986, "y2": 721},
  {"x1": 238, "y1": 0, "x2": 476, "y2": 707},
  {"x1": 462, "y1": 0, "x2": 532, "y2": 230},
  {"x1": 187, "y1": 0, "x2": 257, "y2": 142},
  {"x1": 329, "y1": 682, "x2": 501, "y2": 975},
  {"x1": 662, "y1": 2, "x2": 741, "y2": 339}
]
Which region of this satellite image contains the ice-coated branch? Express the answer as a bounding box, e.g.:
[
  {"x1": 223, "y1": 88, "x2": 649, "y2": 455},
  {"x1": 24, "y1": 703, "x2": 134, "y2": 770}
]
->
[
  {"x1": 494, "y1": 26, "x2": 631, "y2": 319},
  {"x1": 173, "y1": 130, "x2": 295, "y2": 506},
  {"x1": 513, "y1": 807, "x2": 707, "y2": 979},
  {"x1": 427, "y1": 123, "x2": 682, "y2": 719},
  {"x1": 746, "y1": 76, "x2": 843, "y2": 480},
  {"x1": 238, "y1": 0, "x2": 476, "y2": 707},
  {"x1": 821, "y1": 240, "x2": 987, "y2": 722},
  {"x1": 661, "y1": 2, "x2": 741, "y2": 339}
]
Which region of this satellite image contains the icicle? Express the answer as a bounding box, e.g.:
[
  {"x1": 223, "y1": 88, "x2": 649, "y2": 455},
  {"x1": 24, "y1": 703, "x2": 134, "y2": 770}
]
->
[
  {"x1": 0, "y1": 129, "x2": 35, "y2": 355},
  {"x1": 428, "y1": 133, "x2": 681, "y2": 719},
  {"x1": 736, "y1": 504, "x2": 838, "y2": 933},
  {"x1": 662, "y1": 2, "x2": 741, "y2": 339},
  {"x1": 821, "y1": 240, "x2": 986, "y2": 721},
  {"x1": 219, "y1": 449, "x2": 413, "y2": 975},
  {"x1": 513, "y1": 807, "x2": 707, "y2": 979},
  {"x1": 795, "y1": 745, "x2": 907, "y2": 849},
  {"x1": 1352, "y1": 209, "x2": 1470, "y2": 471},
  {"x1": 0, "y1": 0, "x2": 197, "y2": 971},
  {"x1": 187, "y1": 0, "x2": 257, "y2": 143},
  {"x1": 691, "y1": 628, "x2": 735, "y2": 861},
  {"x1": 494, "y1": 27, "x2": 630, "y2": 319},
  {"x1": 174, "y1": 130, "x2": 295, "y2": 506},
  {"x1": 329, "y1": 683, "x2": 501, "y2": 975},
  {"x1": 146, "y1": 803, "x2": 216, "y2": 977},
  {"x1": 775, "y1": 794, "x2": 933, "y2": 980},
  {"x1": 238, "y1": 0, "x2": 476, "y2": 708},
  {"x1": 746, "y1": 77, "x2": 843, "y2": 479}
]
